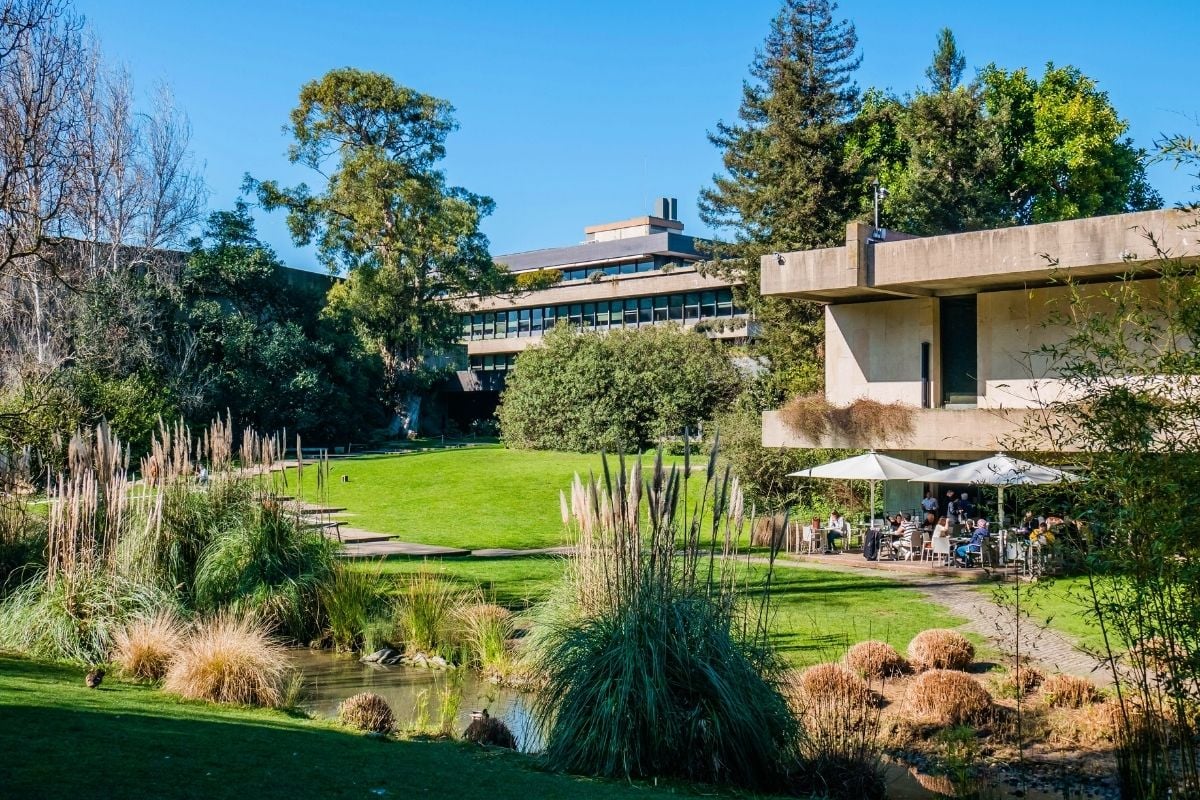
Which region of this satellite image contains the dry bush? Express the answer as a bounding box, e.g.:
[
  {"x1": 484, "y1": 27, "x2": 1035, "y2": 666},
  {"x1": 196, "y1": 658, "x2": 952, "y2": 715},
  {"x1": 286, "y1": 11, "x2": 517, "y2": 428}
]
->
[
  {"x1": 787, "y1": 664, "x2": 885, "y2": 798},
  {"x1": 790, "y1": 663, "x2": 874, "y2": 708},
  {"x1": 463, "y1": 711, "x2": 518, "y2": 749},
  {"x1": 1047, "y1": 701, "x2": 1123, "y2": 747},
  {"x1": 993, "y1": 664, "x2": 1044, "y2": 697},
  {"x1": 907, "y1": 629, "x2": 974, "y2": 671},
  {"x1": 906, "y1": 670, "x2": 993, "y2": 725},
  {"x1": 828, "y1": 398, "x2": 915, "y2": 443},
  {"x1": 112, "y1": 610, "x2": 185, "y2": 680},
  {"x1": 846, "y1": 641, "x2": 908, "y2": 679},
  {"x1": 779, "y1": 395, "x2": 832, "y2": 440},
  {"x1": 163, "y1": 614, "x2": 287, "y2": 707},
  {"x1": 1041, "y1": 673, "x2": 1102, "y2": 708},
  {"x1": 339, "y1": 692, "x2": 395, "y2": 734}
]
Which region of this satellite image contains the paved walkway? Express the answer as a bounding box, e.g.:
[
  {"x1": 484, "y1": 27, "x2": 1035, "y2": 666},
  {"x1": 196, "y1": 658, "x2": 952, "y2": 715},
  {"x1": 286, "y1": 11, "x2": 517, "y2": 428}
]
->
[{"x1": 771, "y1": 554, "x2": 1113, "y2": 684}]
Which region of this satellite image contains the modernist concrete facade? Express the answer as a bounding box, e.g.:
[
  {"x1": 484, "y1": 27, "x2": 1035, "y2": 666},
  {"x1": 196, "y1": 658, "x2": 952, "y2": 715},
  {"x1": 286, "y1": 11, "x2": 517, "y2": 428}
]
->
[
  {"x1": 458, "y1": 199, "x2": 748, "y2": 374},
  {"x1": 760, "y1": 209, "x2": 1198, "y2": 494}
]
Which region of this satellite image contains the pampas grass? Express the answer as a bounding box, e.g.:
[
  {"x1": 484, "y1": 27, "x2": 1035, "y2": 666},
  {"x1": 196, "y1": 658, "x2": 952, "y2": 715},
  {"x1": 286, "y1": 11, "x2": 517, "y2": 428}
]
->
[
  {"x1": 164, "y1": 613, "x2": 287, "y2": 707},
  {"x1": 906, "y1": 670, "x2": 993, "y2": 725},
  {"x1": 907, "y1": 629, "x2": 975, "y2": 671},
  {"x1": 112, "y1": 610, "x2": 185, "y2": 680}
]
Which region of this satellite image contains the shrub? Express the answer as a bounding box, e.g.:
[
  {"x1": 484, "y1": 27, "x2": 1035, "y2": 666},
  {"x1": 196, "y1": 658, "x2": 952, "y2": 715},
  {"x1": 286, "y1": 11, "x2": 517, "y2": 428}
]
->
[
  {"x1": 906, "y1": 670, "x2": 993, "y2": 725},
  {"x1": 792, "y1": 663, "x2": 873, "y2": 707},
  {"x1": 164, "y1": 613, "x2": 288, "y2": 707},
  {"x1": 463, "y1": 711, "x2": 517, "y2": 749},
  {"x1": 907, "y1": 629, "x2": 975, "y2": 671},
  {"x1": 339, "y1": 692, "x2": 395, "y2": 734},
  {"x1": 0, "y1": 500, "x2": 47, "y2": 593},
  {"x1": 457, "y1": 603, "x2": 514, "y2": 674},
  {"x1": 112, "y1": 610, "x2": 185, "y2": 680},
  {"x1": 1041, "y1": 673, "x2": 1102, "y2": 708},
  {"x1": 393, "y1": 570, "x2": 469, "y2": 657},
  {"x1": 846, "y1": 641, "x2": 908, "y2": 679}
]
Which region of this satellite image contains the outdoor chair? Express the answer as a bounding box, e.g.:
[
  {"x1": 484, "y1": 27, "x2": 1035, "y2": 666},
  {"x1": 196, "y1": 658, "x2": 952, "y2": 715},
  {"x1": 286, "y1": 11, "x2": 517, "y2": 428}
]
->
[
  {"x1": 801, "y1": 524, "x2": 821, "y2": 554},
  {"x1": 930, "y1": 536, "x2": 951, "y2": 566}
]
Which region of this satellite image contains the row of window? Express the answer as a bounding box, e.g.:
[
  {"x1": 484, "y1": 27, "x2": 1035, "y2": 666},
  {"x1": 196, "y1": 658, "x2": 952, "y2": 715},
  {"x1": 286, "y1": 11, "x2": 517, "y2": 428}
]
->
[
  {"x1": 555, "y1": 259, "x2": 659, "y2": 282},
  {"x1": 469, "y1": 354, "x2": 518, "y2": 372},
  {"x1": 461, "y1": 288, "x2": 744, "y2": 341}
]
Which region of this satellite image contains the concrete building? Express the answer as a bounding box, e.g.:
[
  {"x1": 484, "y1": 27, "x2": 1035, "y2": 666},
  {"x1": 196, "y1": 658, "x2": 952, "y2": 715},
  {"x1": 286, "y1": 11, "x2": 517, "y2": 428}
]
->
[
  {"x1": 759, "y1": 209, "x2": 1198, "y2": 509},
  {"x1": 444, "y1": 198, "x2": 750, "y2": 424}
]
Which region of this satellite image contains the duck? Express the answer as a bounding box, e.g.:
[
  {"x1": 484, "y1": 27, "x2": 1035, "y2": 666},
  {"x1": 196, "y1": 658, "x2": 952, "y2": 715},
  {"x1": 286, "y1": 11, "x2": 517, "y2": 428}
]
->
[{"x1": 85, "y1": 667, "x2": 105, "y2": 689}]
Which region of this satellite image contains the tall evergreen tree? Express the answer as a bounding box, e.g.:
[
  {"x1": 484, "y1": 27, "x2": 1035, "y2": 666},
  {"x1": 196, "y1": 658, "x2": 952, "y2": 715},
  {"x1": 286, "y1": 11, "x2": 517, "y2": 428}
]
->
[{"x1": 699, "y1": 0, "x2": 863, "y2": 397}]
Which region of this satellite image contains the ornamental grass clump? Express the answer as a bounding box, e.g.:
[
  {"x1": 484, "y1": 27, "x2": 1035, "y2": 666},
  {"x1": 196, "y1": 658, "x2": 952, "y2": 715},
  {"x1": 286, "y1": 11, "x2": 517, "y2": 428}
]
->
[
  {"x1": 1041, "y1": 673, "x2": 1102, "y2": 708},
  {"x1": 393, "y1": 570, "x2": 470, "y2": 657},
  {"x1": 845, "y1": 640, "x2": 908, "y2": 679},
  {"x1": 457, "y1": 603, "x2": 514, "y2": 674},
  {"x1": 906, "y1": 670, "x2": 993, "y2": 726},
  {"x1": 907, "y1": 629, "x2": 975, "y2": 671},
  {"x1": 788, "y1": 664, "x2": 885, "y2": 800},
  {"x1": 339, "y1": 692, "x2": 395, "y2": 734},
  {"x1": 532, "y1": 444, "x2": 799, "y2": 793},
  {"x1": 321, "y1": 562, "x2": 390, "y2": 652},
  {"x1": 164, "y1": 613, "x2": 288, "y2": 707},
  {"x1": 112, "y1": 610, "x2": 185, "y2": 680}
]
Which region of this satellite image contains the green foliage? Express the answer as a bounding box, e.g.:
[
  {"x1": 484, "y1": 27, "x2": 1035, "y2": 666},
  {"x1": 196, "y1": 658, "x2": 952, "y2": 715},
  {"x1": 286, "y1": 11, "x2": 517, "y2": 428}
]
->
[
  {"x1": 392, "y1": 570, "x2": 469, "y2": 657},
  {"x1": 319, "y1": 562, "x2": 390, "y2": 652},
  {"x1": 193, "y1": 501, "x2": 336, "y2": 643},
  {"x1": 513, "y1": 268, "x2": 562, "y2": 291},
  {"x1": 498, "y1": 324, "x2": 741, "y2": 452},
  {"x1": 0, "y1": 571, "x2": 177, "y2": 664},
  {"x1": 533, "y1": 450, "x2": 797, "y2": 791},
  {"x1": 71, "y1": 370, "x2": 179, "y2": 457},
  {"x1": 0, "y1": 502, "x2": 46, "y2": 593},
  {"x1": 251, "y1": 68, "x2": 513, "y2": 419}
]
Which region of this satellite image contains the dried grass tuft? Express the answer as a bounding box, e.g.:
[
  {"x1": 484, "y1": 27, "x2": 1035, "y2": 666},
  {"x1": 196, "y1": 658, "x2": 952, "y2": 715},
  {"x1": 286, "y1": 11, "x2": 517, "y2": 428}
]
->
[
  {"x1": 780, "y1": 395, "x2": 914, "y2": 444},
  {"x1": 339, "y1": 692, "x2": 396, "y2": 734},
  {"x1": 906, "y1": 669, "x2": 993, "y2": 725},
  {"x1": 1047, "y1": 701, "x2": 1123, "y2": 747},
  {"x1": 907, "y1": 629, "x2": 974, "y2": 672},
  {"x1": 112, "y1": 610, "x2": 185, "y2": 680},
  {"x1": 993, "y1": 664, "x2": 1044, "y2": 698},
  {"x1": 846, "y1": 641, "x2": 908, "y2": 679},
  {"x1": 163, "y1": 613, "x2": 287, "y2": 707},
  {"x1": 791, "y1": 663, "x2": 874, "y2": 707},
  {"x1": 1040, "y1": 673, "x2": 1102, "y2": 708}
]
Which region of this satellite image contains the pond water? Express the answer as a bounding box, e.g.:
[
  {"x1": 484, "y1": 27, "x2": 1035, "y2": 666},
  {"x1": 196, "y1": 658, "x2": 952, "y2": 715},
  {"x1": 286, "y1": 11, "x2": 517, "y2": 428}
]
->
[
  {"x1": 290, "y1": 650, "x2": 1109, "y2": 799},
  {"x1": 289, "y1": 649, "x2": 539, "y2": 752}
]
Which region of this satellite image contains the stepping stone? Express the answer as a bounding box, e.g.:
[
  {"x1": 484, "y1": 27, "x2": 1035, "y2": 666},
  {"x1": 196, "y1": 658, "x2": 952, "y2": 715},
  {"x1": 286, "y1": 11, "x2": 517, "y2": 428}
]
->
[
  {"x1": 333, "y1": 527, "x2": 392, "y2": 544},
  {"x1": 470, "y1": 546, "x2": 578, "y2": 558},
  {"x1": 340, "y1": 541, "x2": 470, "y2": 558}
]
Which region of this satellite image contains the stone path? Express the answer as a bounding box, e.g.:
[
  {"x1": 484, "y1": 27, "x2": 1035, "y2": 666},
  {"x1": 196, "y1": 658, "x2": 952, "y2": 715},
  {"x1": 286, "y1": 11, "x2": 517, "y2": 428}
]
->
[{"x1": 769, "y1": 555, "x2": 1114, "y2": 684}]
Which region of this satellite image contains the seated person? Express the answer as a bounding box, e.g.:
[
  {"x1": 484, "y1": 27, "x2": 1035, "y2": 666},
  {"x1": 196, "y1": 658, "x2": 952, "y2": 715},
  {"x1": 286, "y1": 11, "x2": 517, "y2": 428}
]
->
[
  {"x1": 956, "y1": 518, "x2": 990, "y2": 566},
  {"x1": 825, "y1": 510, "x2": 849, "y2": 553},
  {"x1": 887, "y1": 513, "x2": 902, "y2": 532},
  {"x1": 923, "y1": 510, "x2": 938, "y2": 530},
  {"x1": 896, "y1": 512, "x2": 921, "y2": 557},
  {"x1": 932, "y1": 516, "x2": 951, "y2": 540}
]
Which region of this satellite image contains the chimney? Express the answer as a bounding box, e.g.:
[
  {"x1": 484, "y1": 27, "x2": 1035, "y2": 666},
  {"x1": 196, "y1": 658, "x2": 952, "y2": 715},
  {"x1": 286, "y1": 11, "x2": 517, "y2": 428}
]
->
[{"x1": 654, "y1": 197, "x2": 670, "y2": 219}]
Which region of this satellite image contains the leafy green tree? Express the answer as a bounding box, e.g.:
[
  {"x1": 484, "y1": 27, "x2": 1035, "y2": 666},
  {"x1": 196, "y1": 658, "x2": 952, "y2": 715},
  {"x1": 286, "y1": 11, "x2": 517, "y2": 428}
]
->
[
  {"x1": 498, "y1": 325, "x2": 741, "y2": 452},
  {"x1": 980, "y1": 62, "x2": 1161, "y2": 223},
  {"x1": 700, "y1": 0, "x2": 863, "y2": 401},
  {"x1": 251, "y1": 68, "x2": 512, "y2": 434}
]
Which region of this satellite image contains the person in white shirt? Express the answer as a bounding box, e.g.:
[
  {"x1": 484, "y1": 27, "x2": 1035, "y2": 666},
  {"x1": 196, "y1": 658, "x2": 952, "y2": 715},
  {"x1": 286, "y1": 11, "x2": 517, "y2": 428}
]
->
[
  {"x1": 921, "y1": 491, "x2": 939, "y2": 516},
  {"x1": 932, "y1": 516, "x2": 951, "y2": 540},
  {"x1": 825, "y1": 511, "x2": 849, "y2": 554}
]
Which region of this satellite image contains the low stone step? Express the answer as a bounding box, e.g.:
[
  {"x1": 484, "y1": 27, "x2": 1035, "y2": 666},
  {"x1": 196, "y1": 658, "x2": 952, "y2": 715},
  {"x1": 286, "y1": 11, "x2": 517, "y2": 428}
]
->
[
  {"x1": 340, "y1": 541, "x2": 470, "y2": 559},
  {"x1": 470, "y1": 546, "x2": 577, "y2": 558}
]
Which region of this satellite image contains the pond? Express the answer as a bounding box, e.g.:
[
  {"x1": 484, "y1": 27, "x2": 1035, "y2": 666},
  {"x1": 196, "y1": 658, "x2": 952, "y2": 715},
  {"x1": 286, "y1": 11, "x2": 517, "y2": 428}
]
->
[{"x1": 289, "y1": 649, "x2": 539, "y2": 752}]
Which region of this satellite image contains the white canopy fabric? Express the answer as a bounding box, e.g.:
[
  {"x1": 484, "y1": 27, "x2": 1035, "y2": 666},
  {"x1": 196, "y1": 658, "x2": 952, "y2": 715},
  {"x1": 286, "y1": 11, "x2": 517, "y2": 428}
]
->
[
  {"x1": 790, "y1": 452, "x2": 934, "y2": 527},
  {"x1": 914, "y1": 453, "x2": 1079, "y2": 527}
]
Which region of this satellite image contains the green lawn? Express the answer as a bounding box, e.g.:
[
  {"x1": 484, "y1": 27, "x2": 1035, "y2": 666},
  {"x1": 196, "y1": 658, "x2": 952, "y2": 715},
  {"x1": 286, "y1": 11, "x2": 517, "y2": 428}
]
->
[
  {"x1": 287, "y1": 447, "x2": 690, "y2": 551},
  {"x1": 364, "y1": 556, "x2": 967, "y2": 668},
  {"x1": 976, "y1": 575, "x2": 1108, "y2": 654},
  {"x1": 0, "y1": 654, "x2": 702, "y2": 800}
]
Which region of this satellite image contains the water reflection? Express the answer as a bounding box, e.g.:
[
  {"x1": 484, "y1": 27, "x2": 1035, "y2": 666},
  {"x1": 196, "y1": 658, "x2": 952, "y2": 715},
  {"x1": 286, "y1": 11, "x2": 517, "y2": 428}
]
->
[{"x1": 289, "y1": 649, "x2": 539, "y2": 752}]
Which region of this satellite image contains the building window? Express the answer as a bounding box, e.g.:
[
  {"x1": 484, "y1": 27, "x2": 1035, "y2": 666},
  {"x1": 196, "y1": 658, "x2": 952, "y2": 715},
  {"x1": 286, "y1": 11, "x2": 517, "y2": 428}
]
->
[
  {"x1": 716, "y1": 288, "x2": 733, "y2": 317},
  {"x1": 518, "y1": 309, "x2": 530, "y2": 336},
  {"x1": 582, "y1": 302, "x2": 595, "y2": 328},
  {"x1": 620, "y1": 262, "x2": 637, "y2": 275},
  {"x1": 596, "y1": 302, "x2": 610, "y2": 329},
  {"x1": 701, "y1": 291, "x2": 716, "y2": 318},
  {"x1": 639, "y1": 297, "x2": 653, "y2": 325},
  {"x1": 684, "y1": 293, "x2": 700, "y2": 321},
  {"x1": 637, "y1": 260, "x2": 654, "y2": 273},
  {"x1": 532, "y1": 307, "x2": 543, "y2": 334},
  {"x1": 623, "y1": 298, "x2": 638, "y2": 326},
  {"x1": 669, "y1": 294, "x2": 683, "y2": 321},
  {"x1": 568, "y1": 303, "x2": 582, "y2": 327},
  {"x1": 653, "y1": 295, "x2": 668, "y2": 322}
]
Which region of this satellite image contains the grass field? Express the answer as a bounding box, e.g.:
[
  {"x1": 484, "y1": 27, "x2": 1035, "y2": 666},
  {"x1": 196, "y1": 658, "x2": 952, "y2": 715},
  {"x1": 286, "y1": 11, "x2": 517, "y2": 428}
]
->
[
  {"x1": 286, "y1": 446, "x2": 694, "y2": 551},
  {"x1": 365, "y1": 555, "x2": 967, "y2": 668},
  {"x1": 0, "y1": 654, "x2": 696, "y2": 800},
  {"x1": 976, "y1": 575, "x2": 1108, "y2": 654}
]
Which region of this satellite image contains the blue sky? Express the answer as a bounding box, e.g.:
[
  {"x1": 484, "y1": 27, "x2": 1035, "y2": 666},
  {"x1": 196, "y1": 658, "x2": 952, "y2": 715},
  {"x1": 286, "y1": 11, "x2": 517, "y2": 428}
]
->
[{"x1": 81, "y1": 0, "x2": 1196, "y2": 271}]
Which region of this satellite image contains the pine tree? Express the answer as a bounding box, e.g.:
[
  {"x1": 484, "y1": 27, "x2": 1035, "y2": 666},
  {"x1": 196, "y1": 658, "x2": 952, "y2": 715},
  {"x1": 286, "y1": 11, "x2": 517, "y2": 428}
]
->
[{"x1": 699, "y1": 0, "x2": 863, "y2": 398}]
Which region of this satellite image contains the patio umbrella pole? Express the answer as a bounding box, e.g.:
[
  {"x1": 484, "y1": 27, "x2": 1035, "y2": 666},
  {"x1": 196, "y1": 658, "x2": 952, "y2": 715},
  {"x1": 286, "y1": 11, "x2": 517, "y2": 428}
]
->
[{"x1": 870, "y1": 480, "x2": 876, "y2": 528}]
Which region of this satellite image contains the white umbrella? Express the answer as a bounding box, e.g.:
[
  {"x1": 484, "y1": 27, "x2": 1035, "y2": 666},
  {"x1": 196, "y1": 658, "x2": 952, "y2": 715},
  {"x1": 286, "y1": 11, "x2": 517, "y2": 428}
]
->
[
  {"x1": 790, "y1": 451, "x2": 934, "y2": 528},
  {"x1": 914, "y1": 452, "x2": 1079, "y2": 528}
]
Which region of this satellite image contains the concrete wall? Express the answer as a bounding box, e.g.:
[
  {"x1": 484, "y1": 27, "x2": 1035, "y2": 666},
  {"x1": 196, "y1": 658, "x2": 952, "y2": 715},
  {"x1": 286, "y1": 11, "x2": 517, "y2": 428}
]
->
[
  {"x1": 761, "y1": 407, "x2": 1048, "y2": 453},
  {"x1": 825, "y1": 297, "x2": 936, "y2": 406}
]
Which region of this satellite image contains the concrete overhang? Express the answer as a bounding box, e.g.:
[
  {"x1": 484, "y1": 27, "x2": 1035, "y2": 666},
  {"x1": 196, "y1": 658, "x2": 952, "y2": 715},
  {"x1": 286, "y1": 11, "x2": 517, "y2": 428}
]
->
[
  {"x1": 497, "y1": 231, "x2": 700, "y2": 272},
  {"x1": 762, "y1": 210, "x2": 1199, "y2": 303}
]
